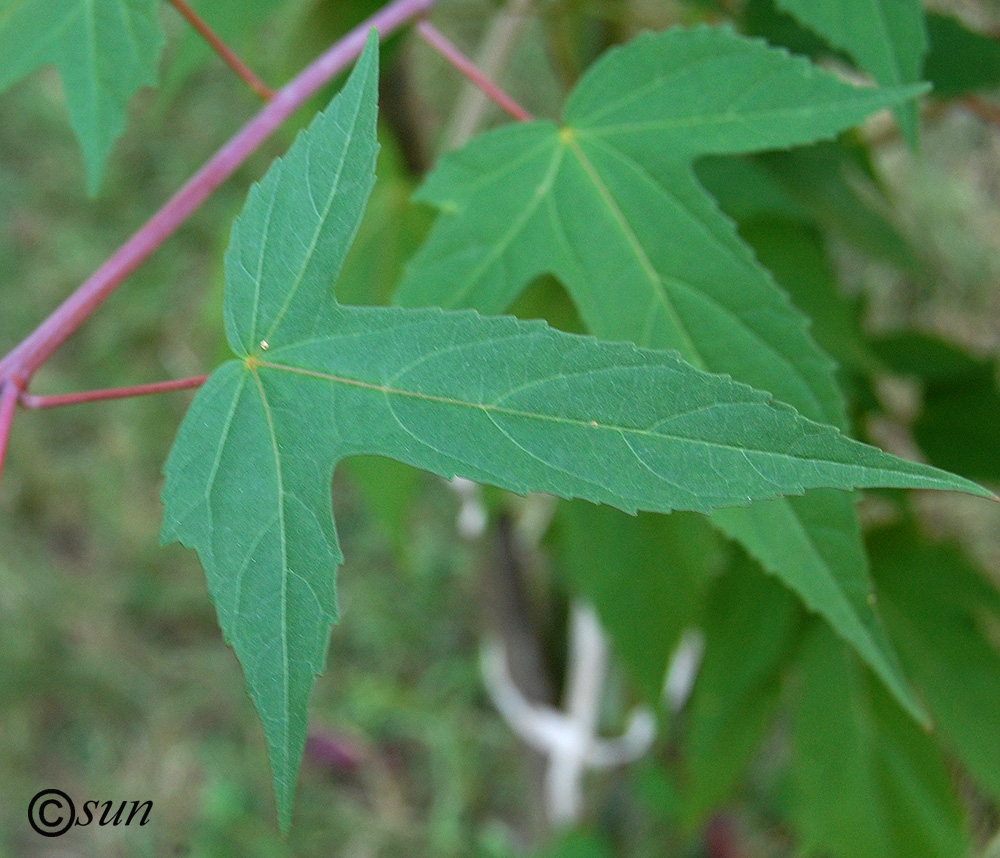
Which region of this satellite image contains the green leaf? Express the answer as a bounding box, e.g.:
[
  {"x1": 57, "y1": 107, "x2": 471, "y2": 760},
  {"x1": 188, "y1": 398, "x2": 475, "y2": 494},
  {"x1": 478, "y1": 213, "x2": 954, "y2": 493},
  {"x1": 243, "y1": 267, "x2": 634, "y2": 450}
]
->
[
  {"x1": 924, "y1": 12, "x2": 1000, "y2": 99},
  {"x1": 680, "y1": 550, "x2": 801, "y2": 827},
  {"x1": 161, "y1": 28, "x2": 991, "y2": 829},
  {"x1": 792, "y1": 624, "x2": 968, "y2": 858},
  {"x1": 873, "y1": 333, "x2": 1000, "y2": 483},
  {"x1": 739, "y1": 218, "x2": 878, "y2": 376},
  {"x1": 162, "y1": 31, "x2": 381, "y2": 830},
  {"x1": 871, "y1": 524, "x2": 1000, "y2": 805},
  {"x1": 395, "y1": 25, "x2": 932, "y2": 722},
  {"x1": 742, "y1": 0, "x2": 834, "y2": 59},
  {"x1": 775, "y1": 0, "x2": 927, "y2": 145},
  {"x1": 0, "y1": 0, "x2": 163, "y2": 191},
  {"x1": 742, "y1": 144, "x2": 928, "y2": 279},
  {"x1": 697, "y1": 143, "x2": 927, "y2": 280},
  {"x1": 555, "y1": 503, "x2": 718, "y2": 703}
]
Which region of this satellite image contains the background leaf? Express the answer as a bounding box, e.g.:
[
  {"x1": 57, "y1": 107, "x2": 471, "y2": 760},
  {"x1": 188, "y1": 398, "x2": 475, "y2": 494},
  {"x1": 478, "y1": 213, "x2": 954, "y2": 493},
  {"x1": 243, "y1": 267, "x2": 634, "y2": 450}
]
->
[
  {"x1": 873, "y1": 333, "x2": 1000, "y2": 483},
  {"x1": 924, "y1": 12, "x2": 1000, "y2": 99},
  {"x1": 871, "y1": 522, "x2": 1000, "y2": 806},
  {"x1": 0, "y1": 0, "x2": 163, "y2": 191},
  {"x1": 679, "y1": 550, "x2": 801, "y2": 827},
  {"x1": 791, "y1": 624, "x2": 967, "y2": 858},
  {"x1": 555, "y1": 503, "x2": 718, "y2": 704},
  {"x1": 775, "y1": 0, "x2": 927, "y2": 144}
]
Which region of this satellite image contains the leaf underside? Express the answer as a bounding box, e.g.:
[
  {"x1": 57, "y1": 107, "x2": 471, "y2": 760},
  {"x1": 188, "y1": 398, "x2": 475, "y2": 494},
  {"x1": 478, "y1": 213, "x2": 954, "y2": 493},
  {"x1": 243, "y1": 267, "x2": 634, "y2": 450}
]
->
[{"x1": 161, "y1": 27, "x2": 990, "y2": 828}]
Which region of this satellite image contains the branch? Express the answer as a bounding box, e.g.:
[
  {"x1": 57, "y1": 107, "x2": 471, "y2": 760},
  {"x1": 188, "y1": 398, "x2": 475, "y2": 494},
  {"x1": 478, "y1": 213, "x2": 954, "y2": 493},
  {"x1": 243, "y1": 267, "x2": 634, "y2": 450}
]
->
[
  {"x1": 19, "y1": 376, "x2": 208, "y2": 410},
  {"x1": 0, "y1": 0, "x2": 438, "y2": 389},
  {"x1": 481, "y1": 601, "x2": 655, "y2": 827},
  {"x1": 167, "y1": 0, "x2": 275, "y2": 101},
  {"x1": 415, "y1": 20, "x2": 532, "y2": 122},
  {"x1": 0, "y1": 381, "x2": 19, "y2": 485},
  {"x1": 443, "y1": 0, "x2": 533, "y2": 148}
]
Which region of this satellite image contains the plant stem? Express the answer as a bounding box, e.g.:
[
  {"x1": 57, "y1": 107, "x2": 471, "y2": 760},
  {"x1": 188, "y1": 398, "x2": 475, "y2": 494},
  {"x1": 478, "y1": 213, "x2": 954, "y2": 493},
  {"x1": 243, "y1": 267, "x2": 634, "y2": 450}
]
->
[
  {"x1": 442, "y1": 0, "x2": 533, "y2": 147},
  {"x1": 0, "y1": 381, "x2": 18, "y2": 485},
  {"x1": 168, "y1": 0, "x2": 275, "y2": 101},
  {"x1": 19, "y1": 376, "x2": 208, "y2": 410},
  {"x1": 416, "y1": 20, "x2": 532, "y2": 123},
  {"x1": 0, "y1": 0, "x2": 437, "y2": 391}
]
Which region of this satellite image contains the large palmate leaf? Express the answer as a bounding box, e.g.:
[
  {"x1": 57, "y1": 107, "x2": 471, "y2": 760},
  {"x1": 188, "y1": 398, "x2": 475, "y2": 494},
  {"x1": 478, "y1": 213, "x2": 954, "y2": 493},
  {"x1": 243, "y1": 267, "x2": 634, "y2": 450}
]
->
[
  {"x1": 395, "y1": 26, "x2": 930, "y2": 719},
  {"x1": 775, "y1": 0, "x2": 927, "y2": 144},
  {"x1": 160, "y1": 31, "x2": 991, "y2": 828},
  {"x1": 0, "y1": 0, "x2": 163, "y2": 191}
]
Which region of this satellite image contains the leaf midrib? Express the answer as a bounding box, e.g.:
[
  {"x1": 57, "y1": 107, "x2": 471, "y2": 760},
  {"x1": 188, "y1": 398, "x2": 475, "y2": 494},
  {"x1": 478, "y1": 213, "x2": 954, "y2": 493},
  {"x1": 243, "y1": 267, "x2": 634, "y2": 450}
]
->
[
  {"x1": 562, "y1": 134, "x2": 704, "y2": 362},
  {"x1": 252, "y1": 359, "x2": 851, "y2": 466},
  {"x1": 256, "y1": 93, "x2": 367, "y2": 348},
  {"x1": 250, "y1": 365, "x2": 292, "y2": 778}
]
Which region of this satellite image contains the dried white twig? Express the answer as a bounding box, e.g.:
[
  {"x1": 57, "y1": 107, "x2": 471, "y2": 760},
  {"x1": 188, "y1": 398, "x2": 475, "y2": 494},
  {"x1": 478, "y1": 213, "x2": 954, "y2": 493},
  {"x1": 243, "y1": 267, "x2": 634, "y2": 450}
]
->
[{"x1": 482, "y1": 601, "x2": 656, "y2": 826}]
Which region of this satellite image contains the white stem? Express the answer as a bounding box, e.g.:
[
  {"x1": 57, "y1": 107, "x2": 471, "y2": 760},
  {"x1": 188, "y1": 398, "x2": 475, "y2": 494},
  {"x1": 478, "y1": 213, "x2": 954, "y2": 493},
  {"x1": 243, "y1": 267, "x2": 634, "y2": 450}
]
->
[
  {"x1": 664, "y1": 628, "x2": 705, "y2": 712},
  {"x1": 481, "y1": 601, "x2": 658, "y2": 828}
]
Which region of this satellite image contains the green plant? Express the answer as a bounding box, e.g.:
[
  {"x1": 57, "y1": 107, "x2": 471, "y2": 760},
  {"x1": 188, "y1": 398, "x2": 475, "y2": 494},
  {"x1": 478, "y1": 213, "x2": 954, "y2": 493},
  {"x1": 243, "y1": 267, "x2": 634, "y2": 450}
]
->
[{"x1": 3, "y1": 1, "x2": 1000, "y2": 855}]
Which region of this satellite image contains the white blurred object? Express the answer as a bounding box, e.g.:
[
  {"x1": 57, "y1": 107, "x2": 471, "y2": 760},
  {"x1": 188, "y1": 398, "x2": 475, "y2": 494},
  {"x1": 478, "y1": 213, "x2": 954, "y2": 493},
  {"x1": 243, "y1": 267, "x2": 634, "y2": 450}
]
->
[
  {"x1": 449, "y1": 476, "x2": 487, "y2": 538},
  {"x1": 664, "y1": 628, "x2": 705, "y2": 713},
  {"x1": 482, "y1": 601, "x2": 656, "y2": 826}
]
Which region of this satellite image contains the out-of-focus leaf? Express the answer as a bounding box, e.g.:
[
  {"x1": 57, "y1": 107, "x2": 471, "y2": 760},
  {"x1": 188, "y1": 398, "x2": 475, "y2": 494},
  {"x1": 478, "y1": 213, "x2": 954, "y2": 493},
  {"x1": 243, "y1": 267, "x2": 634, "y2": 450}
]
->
[
  {"x1": 537, "y1": 829, "x2": 614, "y2": 858},
  {"x1": 872, "y1": 331, "x2": 982, "y2": 381},
  {"x1": 924, "y1": 12, "x2": 1000, "y2": 99},
  {"x1": 680, "y1": 551, "x2": 801, "y2": 827},
  {"x1": 340, "y1": 456, "x2": 420, "y2": 546},
  {"x1": 775, "y1": 0, "x2": 928, "y2": 144},
  {"x1": 0, "y1": 0, "x2": 163, "y2": 191},
  {"x1": 792, "y1": 624, "x2": 967, "y2": 858},
  {"x1": 556, "y1": 503, "x2": 718, "y2": 703},
  {"x1": 335, "y1": 135, "x2": 433, "y2": 307},
  {"x1": 747, "y1": 145, "x2": 927, "y2": 277},
  {"x1": 693, "y1": 155, "x2": 812, "y2": 223},
  {"x1": 741, "y1": 218, "x2": 879, "y2": 375},
  {"x1": 914, "y1": 371, "x2": 1000, "y2": 484},
  {"x1": 396, "y1": 24, "x2": 934, "y2": 724},
  {"x1": 742, "y1": 0, "x2": 833, "y2": 58},
  {"x1": 335, "y1": 138, "x2": 430, "y2": 541},
  {"x1": 874, "y1": 333, "x2": 1000, "y2": 483},
  {"x1": 871, "y1": 523, "x2": 1000, "y2": 804}
]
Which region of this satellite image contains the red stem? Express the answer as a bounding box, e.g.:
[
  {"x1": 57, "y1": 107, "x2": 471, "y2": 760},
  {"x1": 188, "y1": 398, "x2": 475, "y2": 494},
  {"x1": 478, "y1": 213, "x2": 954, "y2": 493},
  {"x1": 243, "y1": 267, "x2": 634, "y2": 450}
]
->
[
  {"x1": 0, "y1": 381, "x2": 18, "y2": 484},
  {"x1": 415, "y1": 20, "x2": 532, "y2": 122},
  {"x1": 168, "y1": 0, "x2": 275, "y2": 101},
  {"x1": 19, "y1": 376, "x2": 208, "y2": 410},
  {"x1": 0, "y1": 0, "x2": 437, "y2": 391}
]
